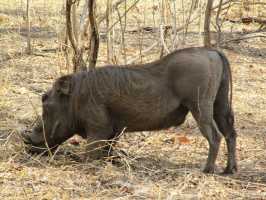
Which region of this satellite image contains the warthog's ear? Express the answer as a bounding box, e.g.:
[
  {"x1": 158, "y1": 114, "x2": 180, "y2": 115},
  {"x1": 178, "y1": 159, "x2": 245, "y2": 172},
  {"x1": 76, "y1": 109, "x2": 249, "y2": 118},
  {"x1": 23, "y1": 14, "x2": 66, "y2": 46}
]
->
[{"x1": 55, "y1": 75, "x2": 72, "y2": 95}]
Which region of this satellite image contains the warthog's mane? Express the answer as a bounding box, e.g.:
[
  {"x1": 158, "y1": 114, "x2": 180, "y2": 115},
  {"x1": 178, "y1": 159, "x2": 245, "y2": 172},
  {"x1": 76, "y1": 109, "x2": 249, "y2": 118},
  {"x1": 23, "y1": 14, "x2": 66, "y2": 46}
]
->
[
  {"x1": 67, "y1": 60, "x2": 166, "y2": 128},
  {"x1": 71, "y1": 60, "x2": 165, "y2": 100}
]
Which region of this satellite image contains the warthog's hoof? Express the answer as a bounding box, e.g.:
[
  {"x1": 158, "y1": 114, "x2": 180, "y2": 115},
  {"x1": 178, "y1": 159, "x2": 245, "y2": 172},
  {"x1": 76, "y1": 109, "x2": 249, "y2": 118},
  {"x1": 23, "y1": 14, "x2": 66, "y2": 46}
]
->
[
  {"x1": 203, "y1": 166, "x2": 215, "y2": 174},
  {"x1": 222, "y1": 166, "x2": 238, "y2": 175}
]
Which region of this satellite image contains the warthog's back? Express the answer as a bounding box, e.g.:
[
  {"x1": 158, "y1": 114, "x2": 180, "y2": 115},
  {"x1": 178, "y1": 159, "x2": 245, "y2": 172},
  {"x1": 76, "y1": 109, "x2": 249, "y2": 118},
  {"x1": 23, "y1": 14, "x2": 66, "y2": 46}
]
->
[{"x1": 71, "y1": 47, "x2": 224, "y2": 132}]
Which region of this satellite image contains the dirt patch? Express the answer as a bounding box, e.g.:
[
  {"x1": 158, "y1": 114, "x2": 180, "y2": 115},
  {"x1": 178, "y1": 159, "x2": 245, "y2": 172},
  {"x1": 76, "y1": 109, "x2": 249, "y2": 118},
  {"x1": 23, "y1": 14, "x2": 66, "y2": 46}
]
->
[{"x1": 0, "y1": 0, "x2": 266, "y2": 199}]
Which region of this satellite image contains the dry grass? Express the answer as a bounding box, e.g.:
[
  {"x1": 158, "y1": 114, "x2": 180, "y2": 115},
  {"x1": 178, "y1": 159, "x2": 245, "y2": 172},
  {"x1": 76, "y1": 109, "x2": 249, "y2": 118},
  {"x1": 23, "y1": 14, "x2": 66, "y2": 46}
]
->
[{"x1": 0, "y1": 0, "x2": 266, "y2": 199}]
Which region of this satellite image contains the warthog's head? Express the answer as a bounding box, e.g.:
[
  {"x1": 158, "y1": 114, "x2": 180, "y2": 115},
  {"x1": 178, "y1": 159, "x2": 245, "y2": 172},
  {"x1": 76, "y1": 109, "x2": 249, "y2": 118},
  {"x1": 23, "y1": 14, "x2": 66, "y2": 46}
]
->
[{"x1": 23, "y1": 75, "x2": 76, "y2": 154}]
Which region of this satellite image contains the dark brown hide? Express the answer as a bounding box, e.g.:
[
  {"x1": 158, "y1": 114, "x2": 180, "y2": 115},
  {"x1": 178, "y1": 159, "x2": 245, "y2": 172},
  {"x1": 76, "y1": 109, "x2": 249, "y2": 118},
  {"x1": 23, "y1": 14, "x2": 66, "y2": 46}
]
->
[{"x1": 23, "y1": 47, "x2": 237, "y2": 174}]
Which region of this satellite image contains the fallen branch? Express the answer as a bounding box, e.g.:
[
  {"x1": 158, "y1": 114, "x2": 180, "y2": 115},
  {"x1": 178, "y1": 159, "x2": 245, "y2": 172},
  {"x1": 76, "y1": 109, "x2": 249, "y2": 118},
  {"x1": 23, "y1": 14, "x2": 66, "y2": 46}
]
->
[
  {"x1": 126, "y1": 25, "x2": 172, "y2": 34},
  {"x1": 225, "y1": 17, "x2": 266, "y2": 25},
  {"x1": 223, "y1": 33, "x2": 266, "y2": 43}
]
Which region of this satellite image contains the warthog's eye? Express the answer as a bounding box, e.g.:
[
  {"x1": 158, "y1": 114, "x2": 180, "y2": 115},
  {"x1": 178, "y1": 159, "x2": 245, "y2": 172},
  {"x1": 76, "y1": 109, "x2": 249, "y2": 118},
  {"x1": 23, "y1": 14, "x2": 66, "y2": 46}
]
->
[{"x1": 42, "y1": 93, "x2": 48, "y2": 102}]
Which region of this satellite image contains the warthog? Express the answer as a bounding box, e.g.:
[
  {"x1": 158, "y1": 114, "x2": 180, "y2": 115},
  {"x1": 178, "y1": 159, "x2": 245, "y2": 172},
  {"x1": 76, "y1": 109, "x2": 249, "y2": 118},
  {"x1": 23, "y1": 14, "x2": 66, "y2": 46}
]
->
[{"x1": 23, "y1": 47, "x2": 237, "y2": 174}]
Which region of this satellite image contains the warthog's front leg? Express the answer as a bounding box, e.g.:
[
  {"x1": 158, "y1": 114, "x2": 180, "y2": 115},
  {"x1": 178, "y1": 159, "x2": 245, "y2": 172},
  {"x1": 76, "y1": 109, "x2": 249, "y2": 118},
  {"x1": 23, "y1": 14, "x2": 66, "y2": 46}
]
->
[{"x1": 214, "y1": 113, "x2": 237, "y2": 174}]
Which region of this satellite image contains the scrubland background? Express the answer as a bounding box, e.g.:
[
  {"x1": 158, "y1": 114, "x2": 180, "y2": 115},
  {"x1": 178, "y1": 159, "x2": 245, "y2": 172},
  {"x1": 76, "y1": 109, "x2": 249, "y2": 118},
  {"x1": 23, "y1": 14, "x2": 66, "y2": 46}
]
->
[{"x1": 0, "y1": 0, "x2": 266, "y2": 199}]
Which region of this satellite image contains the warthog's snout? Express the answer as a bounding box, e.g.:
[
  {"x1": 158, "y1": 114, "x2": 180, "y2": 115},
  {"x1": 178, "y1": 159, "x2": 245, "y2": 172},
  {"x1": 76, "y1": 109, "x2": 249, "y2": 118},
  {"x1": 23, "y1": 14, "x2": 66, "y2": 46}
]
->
[{"x1": 22, "y1": 129, "x2": 59, "y2": 154}]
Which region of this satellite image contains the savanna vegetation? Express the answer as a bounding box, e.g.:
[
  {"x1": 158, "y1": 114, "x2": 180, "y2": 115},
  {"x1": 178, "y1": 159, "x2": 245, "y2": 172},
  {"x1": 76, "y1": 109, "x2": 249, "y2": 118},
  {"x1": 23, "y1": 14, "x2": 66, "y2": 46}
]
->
[{"x1": 0, "y1": 0, "x2": 265, "y2": 199}]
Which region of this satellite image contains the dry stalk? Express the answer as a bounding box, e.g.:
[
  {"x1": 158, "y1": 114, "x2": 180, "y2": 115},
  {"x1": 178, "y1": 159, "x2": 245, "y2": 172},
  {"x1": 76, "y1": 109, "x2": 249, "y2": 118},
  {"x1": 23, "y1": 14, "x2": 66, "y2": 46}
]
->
[
  {"x1": 106, "y1": 0, "x2": 141, "y2": 33},
  {"x1": 98, "y1": 0, "x2": 128, "y2": 24},
  {"x1": 106, "y1": 0, "x2": 112, "y2": 63},
  {"x1": 198, "y1": 0, "x2": 203, "y2": 45},
  {"x1": 26, "y1": 94, "x2": 53, "y2": 157},
  {"x1": 62, "y1": 38, "x2": 71, "y2": 74},
  {"x1": 79, "y1": 0, "x2": 89, "y2": 43},
  {"x1": 123, "y1": 0, "x2": 127, "y2": 63},
  {"x1": 183, "y1": 0, "x2": 197, "y2": 43},
  {"x1": 152, "y1": 0, "x2": 157, "y2": 30},
  {"x1": 159, "y1": 0, "x2": 167, "y2": 57},
  {"x1": 26, "y1": 0, "x2": 31, "y2": 54},
  {"x1": 171, "y1": 0, "x2": 178, "y2": 49},
  {"x1": 181, "y1": 0, "x2": 185, "y2": 43},
  {"x1": 159, "y1": 25, "x2": 170, "y2": 54},
  {"x1": 115, "y1": 1, "x2": 127, "y2": 64},
  {"x1": 137, "y1": 23, "x2": 143, "y2": 63},
  {"x1": 127, "y1": 41, "x2": 159, "y2": 64},
  {"x1": 23, "y1": 151, "x2": 48, "y2": 168},
  {"x1": 72, "y1": 2, "x2": 79, "y2": 45}
]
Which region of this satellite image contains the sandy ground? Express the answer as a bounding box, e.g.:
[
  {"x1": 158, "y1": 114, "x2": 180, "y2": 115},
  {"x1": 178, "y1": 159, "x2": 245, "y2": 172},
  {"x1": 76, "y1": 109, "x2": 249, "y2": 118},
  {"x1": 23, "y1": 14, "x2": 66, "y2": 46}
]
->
[{"x1": 0, "y1": 0, "x2": 266, "y2": 199}]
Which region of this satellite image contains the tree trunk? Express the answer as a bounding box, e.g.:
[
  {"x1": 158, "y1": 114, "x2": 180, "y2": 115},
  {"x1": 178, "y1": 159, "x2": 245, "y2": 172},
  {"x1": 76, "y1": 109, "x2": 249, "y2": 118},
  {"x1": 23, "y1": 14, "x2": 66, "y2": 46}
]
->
[
  {"x1": 204, "y1": 0, "x2": 213, "y2": 47},
  {"x1": 215, "y1": 0, "x2": 223, "y2": 47},
  {"x1": 66, "y1": 0, "x2": 86, "y2": 72},
  {"x1": 72, "y1": 3, "x2": 79, "y2": 45},
  {"x1": 88, "y1": 0, "x2": 99, "y2": 70}
]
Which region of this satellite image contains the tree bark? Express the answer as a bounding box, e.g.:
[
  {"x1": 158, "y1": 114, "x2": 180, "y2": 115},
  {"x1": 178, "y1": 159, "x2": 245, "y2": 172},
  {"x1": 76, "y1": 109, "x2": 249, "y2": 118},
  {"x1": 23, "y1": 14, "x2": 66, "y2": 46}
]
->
[
  {"x1": 66, "y1": 0, "x2": 86, "y2": 72},
  {"x1": 215, "y1": 0, "x2": 223, "y2": 47},
  {"x1": 204, "y1": 0, "x2": 214, "y2": 47},
  {"x1": 88, "y1": 0, "x2": 99, "y2": 70}
]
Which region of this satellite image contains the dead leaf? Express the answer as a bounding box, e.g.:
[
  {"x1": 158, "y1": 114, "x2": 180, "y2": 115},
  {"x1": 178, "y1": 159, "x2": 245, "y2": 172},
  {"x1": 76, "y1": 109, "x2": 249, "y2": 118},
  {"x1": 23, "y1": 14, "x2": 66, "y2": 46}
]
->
[
  {"x1": 68, "y1": 137, "x2": 81, "y2": 146},
  {"x1": 177, "y1": 135, "x2": 191, "y2": 145}
]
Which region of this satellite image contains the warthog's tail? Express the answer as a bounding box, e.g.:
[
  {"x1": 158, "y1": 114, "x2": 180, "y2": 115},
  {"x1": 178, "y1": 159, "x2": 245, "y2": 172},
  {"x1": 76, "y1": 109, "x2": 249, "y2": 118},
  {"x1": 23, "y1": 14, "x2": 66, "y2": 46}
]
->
[{"x1": 215, "y1": 50, "x2": 233, "y2": 113}]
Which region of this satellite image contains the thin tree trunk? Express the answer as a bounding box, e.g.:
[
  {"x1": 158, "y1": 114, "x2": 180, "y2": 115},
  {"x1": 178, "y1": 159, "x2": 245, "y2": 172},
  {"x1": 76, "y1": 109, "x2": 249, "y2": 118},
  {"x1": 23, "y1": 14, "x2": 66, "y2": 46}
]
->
[
  {"x1": 72, "y1": 3, "x2": 79, "y2": 45},
  {"x1": 184, "y1": 0, "x2": 196, "y2": 41},
  {"x1": 216, "y1": 0, "x2": 223, "y2": 47},
  {"x1": 88, "y1": 0, "x2": 99, "y2": 70},
  {"x1": 105, "y1": 0, "x2": 111, "y2": 63},
  {"x1": 204, "y1": 0, "x2": 214, "y2": 47},
  {"x1": 66, "y1": 0, "x2": 86, "y2": 72},
  {"x1": 116, "y1": 0, "x2": 127, "y2": 64},
  {"x1": 79, "y1": 0, "x2": 90, "y2": 45},
  {"x1": 171, "y1": 0, "x2": 178, "y2": 49},
  {"x1": 159, "y1": 0, "x2": 166, "y2": 57},
  {"x1": 26, "y1": 0, "x2": 31, "y2": 54}
]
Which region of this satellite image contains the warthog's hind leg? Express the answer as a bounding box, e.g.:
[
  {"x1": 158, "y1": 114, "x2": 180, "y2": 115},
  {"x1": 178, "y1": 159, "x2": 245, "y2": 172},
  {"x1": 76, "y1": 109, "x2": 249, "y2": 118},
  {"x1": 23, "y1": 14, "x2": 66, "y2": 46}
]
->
[
  {"x1": 214, "y1": 101, "x2": 237, "y2": 174},
  {"x1": 189, "y1": 102, "x2": 222, "y2": 173}
]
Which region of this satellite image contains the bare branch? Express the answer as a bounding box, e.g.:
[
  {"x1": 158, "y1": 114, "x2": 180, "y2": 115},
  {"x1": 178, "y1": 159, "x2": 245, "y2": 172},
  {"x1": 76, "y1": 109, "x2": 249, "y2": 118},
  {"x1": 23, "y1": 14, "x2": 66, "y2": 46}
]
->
[
  {"x1": 116, "y1": 1, "x2": 127, "y2": 64},
  {"x1": 106, "y1": 0, "x2": 141, "y2": 33},
  {"x1": 127, "y1": 41, "x2": 159, "y2": 64},
  {"x1": 98, "y1": 0, "x2": 128, "y2": 24},
  {"x1": 160, "y1": 24, "x2": 170, "y2": 54},
  {"x1": 66, "y1": 0, "x2": 78, "y2": 54},
  {"x1": 223, "y1": 33, "x2": 266, "y2": 43}
]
